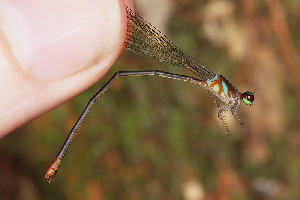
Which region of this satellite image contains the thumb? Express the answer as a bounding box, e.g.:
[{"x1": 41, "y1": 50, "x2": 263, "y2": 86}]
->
[
  {"x1": 1, "y1": 0, "x2": 126, "y2": 80},
  {"x1": 0, "y1": 0, "x2": 128, "y2": 136}
]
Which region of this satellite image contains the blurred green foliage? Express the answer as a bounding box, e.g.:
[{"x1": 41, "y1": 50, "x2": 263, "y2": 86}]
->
[{"x1": 1, "y1": 0, "x2": 300, "y2": 199}]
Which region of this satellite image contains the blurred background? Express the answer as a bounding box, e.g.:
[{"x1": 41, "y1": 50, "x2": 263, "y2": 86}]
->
[{"x1": 1, "y1": 0, "x2": 300, "y2": 199}]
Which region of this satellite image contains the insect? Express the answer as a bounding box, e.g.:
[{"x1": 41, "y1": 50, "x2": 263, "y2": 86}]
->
[{"x1": 44, "y1": 6, "x2": 254, "y2": 183}]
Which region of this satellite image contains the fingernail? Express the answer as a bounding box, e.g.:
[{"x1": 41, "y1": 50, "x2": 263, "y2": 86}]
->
[{"x1": 0, "y1": 0, "x2": 122, "y2": 81}]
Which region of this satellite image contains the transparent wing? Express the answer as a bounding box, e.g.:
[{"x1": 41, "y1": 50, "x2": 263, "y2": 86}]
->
[{"x1": 125, "y1": 6, "x2": 215, "y2": 80}]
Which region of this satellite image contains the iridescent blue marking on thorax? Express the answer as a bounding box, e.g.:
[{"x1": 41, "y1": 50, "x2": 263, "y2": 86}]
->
[
  {"x1": 207, "y1": 74, "x2": 219, "y2": 84},
  {"x1": 206, "y1": 74, "x2": 240, "y2": 103},
  {"x1": 222, "y1": 80, "x2": 228, "y2": 95}
]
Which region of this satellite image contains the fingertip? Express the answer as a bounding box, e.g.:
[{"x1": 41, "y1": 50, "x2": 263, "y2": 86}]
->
[
  {"x1": 0, "y1": 0, "x2": 125, "y2": 81},
  {"x1": 0, "y1": 0, "x2": 128, "y2": 136}
]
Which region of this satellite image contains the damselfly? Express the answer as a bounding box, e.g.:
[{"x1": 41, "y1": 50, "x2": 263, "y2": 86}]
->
[{"x1": 44, "y1": 6, "x2": 254, "y2": 183}]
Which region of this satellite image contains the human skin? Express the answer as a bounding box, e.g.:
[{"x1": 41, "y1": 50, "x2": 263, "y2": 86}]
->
[{"x1": 0, "y1": 0, "x2": 134, "y2": 137}]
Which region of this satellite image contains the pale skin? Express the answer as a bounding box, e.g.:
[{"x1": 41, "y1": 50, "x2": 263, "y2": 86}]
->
[{"x1": 0, "y1": 0, "x2": 134, "y2": 137}]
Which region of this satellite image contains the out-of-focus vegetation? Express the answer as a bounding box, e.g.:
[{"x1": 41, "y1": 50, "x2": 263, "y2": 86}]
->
[{"x1": 1, "y1": 0, "x2": 300, "y2": 199}]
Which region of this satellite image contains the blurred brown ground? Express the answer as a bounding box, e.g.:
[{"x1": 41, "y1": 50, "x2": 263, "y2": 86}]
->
[{"x1": 1, "y1": 0, "x2": 300, "y2": 199}]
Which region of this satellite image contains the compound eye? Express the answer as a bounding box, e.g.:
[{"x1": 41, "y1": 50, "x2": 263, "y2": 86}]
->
[{"x1": 242, "y1": 91, "x2": 254, "y2": 106}]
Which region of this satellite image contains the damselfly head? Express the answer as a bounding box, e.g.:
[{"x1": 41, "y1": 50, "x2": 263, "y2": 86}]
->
[{"x1": 241, "y1": 91, "x2": 254, "y2": 106}]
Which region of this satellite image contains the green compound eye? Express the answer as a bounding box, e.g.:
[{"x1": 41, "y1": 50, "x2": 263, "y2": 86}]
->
[{"x1": 242, "y1": 91, "x2": 254, "y2": 106}]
